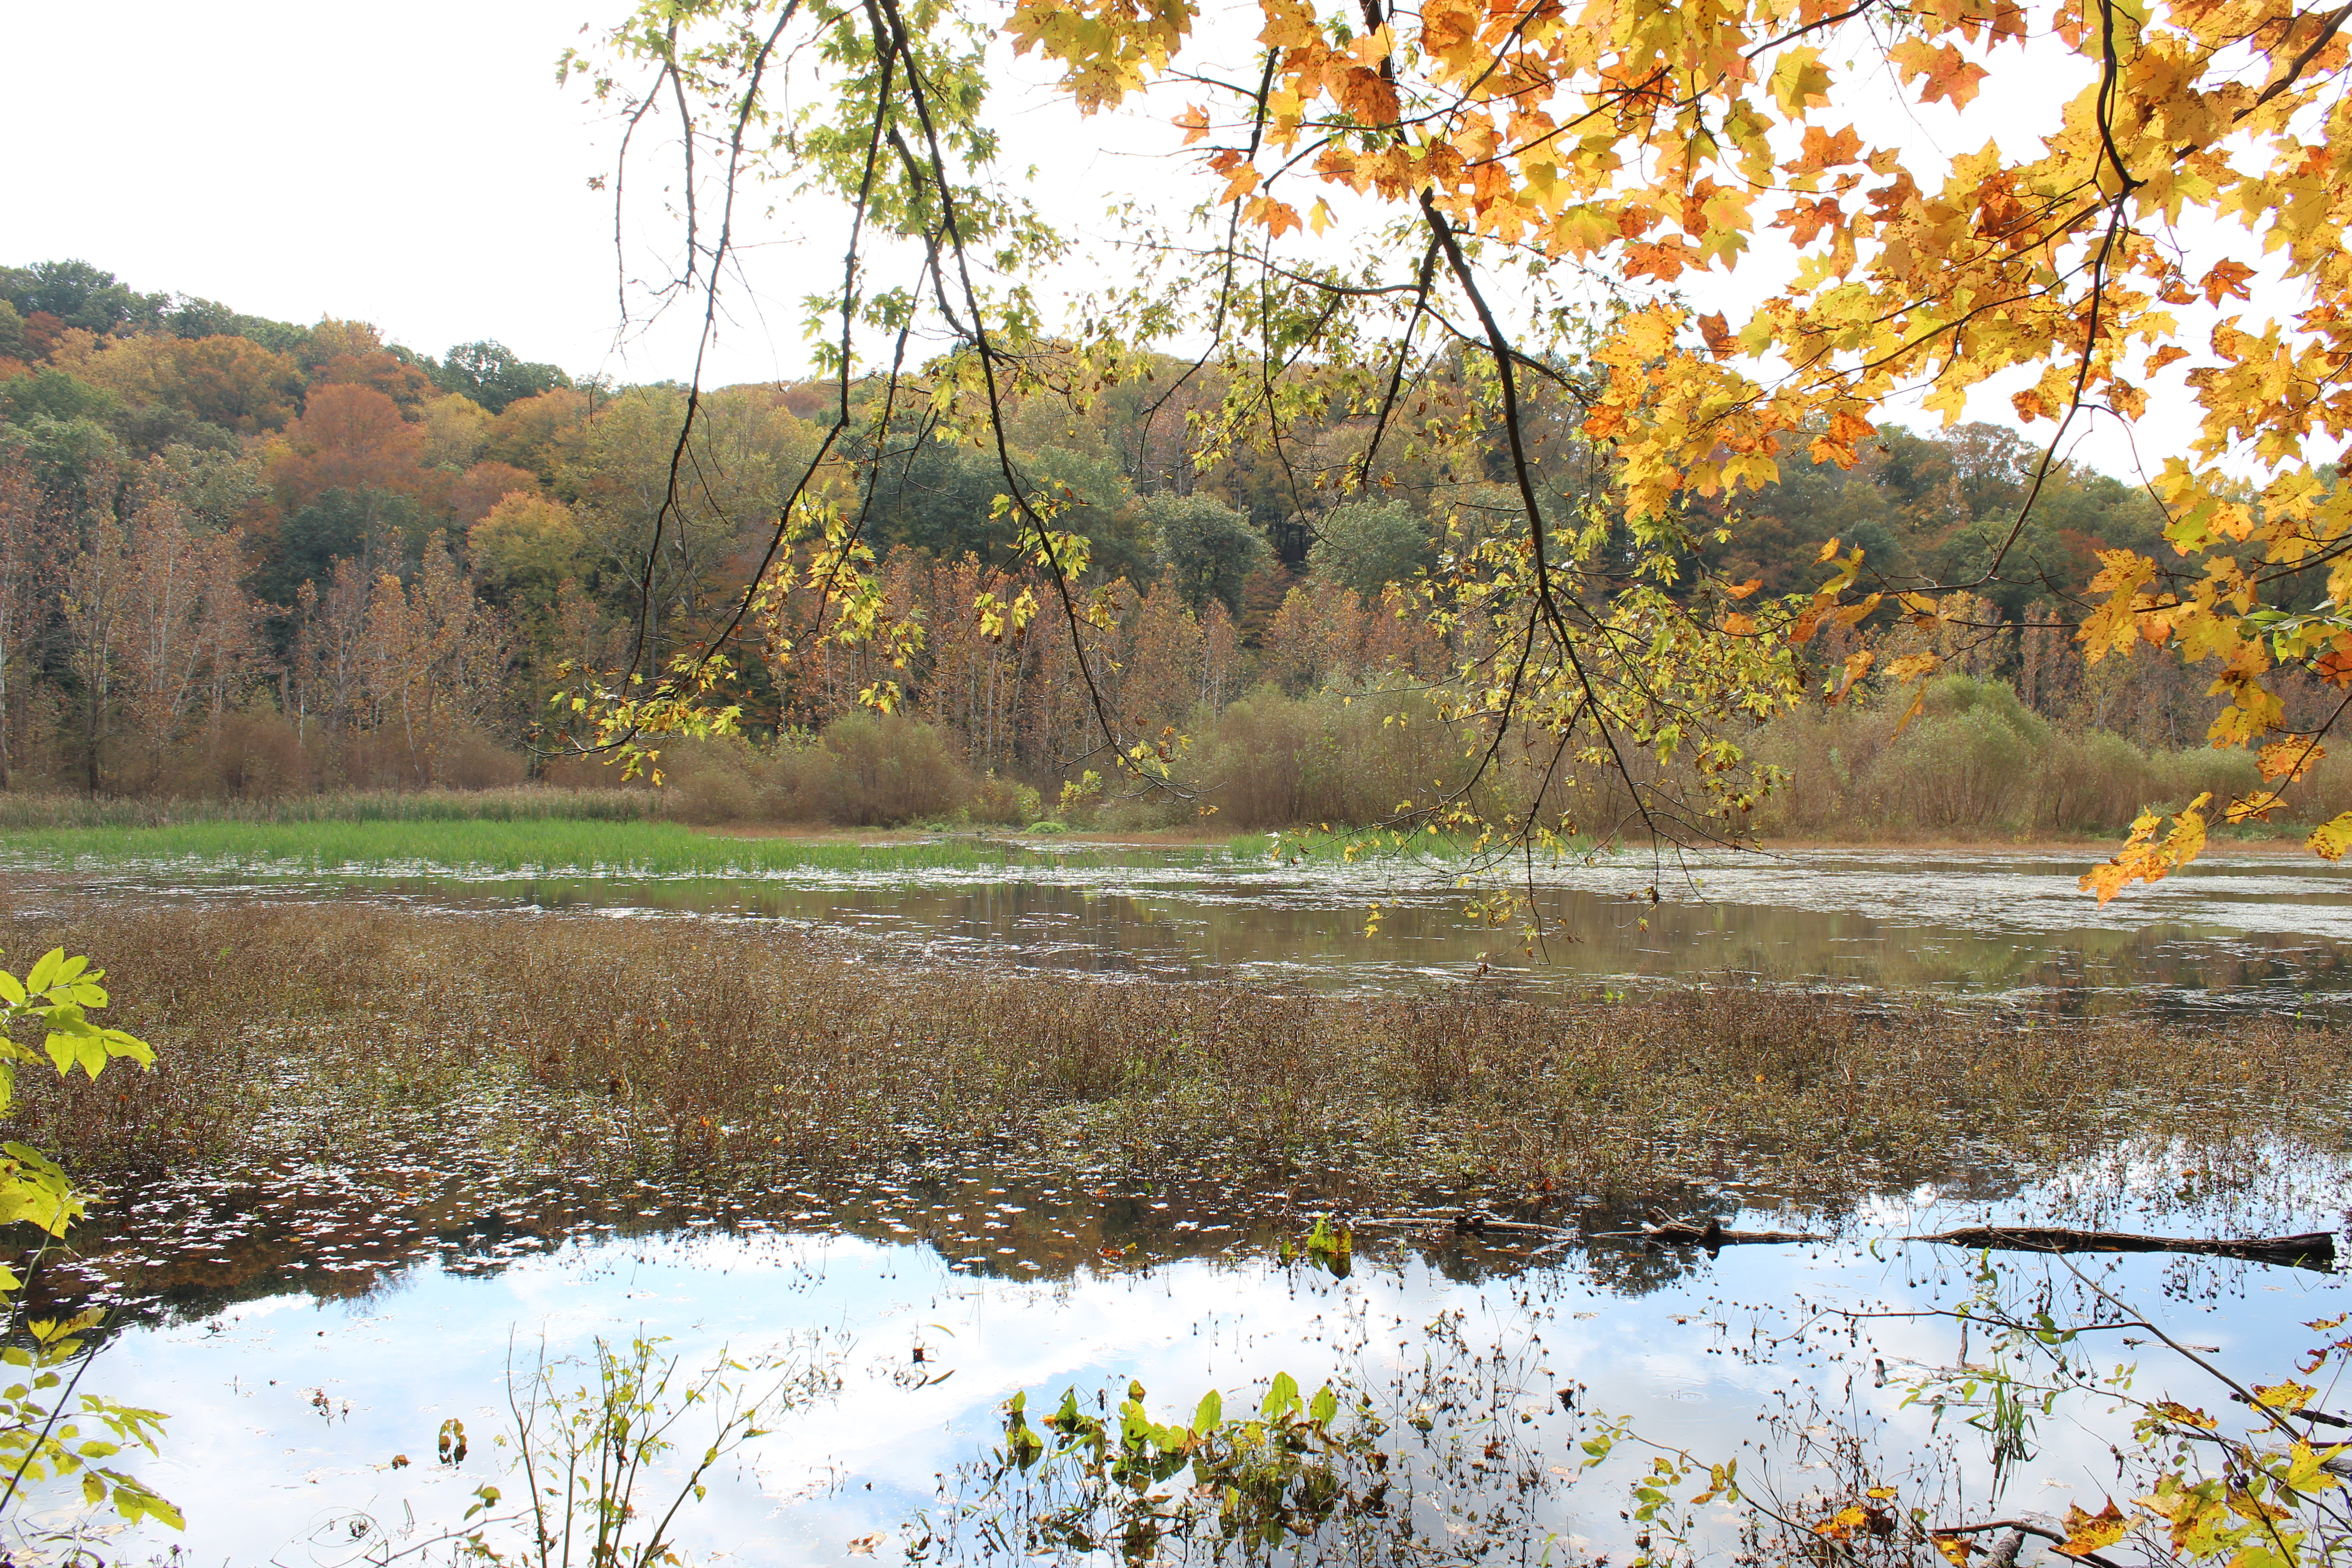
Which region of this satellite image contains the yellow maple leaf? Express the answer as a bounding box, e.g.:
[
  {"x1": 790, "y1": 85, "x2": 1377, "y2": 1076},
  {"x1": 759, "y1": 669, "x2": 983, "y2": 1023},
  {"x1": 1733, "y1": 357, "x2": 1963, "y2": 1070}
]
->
[
  {"x1": 2311, "y1": 811, "x2": 2352, "y2": 862},
  {"x1": 2256, "y1": 737, "x2": 2324, "y2": 783},
  {"x1": 2055, "y1": 1499, "x2": 2130, "y2": 1558},
  {"x1": 1815, "y1": 1504, "x2": 1868, "y2": 1541},
  {"x1": 2253, "y1": 1380, "x2": 2316, "y2": 1411},
  {"x1": 2079, "y1": 794, "x2": 2211, "y2": 904}
]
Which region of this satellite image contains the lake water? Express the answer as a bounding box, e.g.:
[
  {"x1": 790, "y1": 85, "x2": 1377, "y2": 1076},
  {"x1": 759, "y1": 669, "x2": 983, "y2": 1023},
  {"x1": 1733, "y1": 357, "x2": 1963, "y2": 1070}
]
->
[
  {"x1": 9, "y1": 839, "x2": 2352, "y2": 1015},
  {"x1": 46, "y1": 1137, "x2": 2352, "y2": 1566},
  {"x1": 7, "y1": 840, "x2": 2352, "y2": 1563}
]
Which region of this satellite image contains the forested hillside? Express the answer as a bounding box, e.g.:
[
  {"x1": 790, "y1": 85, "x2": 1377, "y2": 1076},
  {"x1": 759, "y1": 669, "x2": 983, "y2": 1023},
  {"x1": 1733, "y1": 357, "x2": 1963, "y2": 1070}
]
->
[{"x1": 0, "y1": 256, "x2": 2324, "y2": 835}]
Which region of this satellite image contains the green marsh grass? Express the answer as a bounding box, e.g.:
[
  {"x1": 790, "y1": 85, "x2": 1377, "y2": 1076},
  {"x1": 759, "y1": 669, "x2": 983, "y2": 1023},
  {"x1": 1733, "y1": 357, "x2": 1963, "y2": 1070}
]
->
[
  {"x1": 1226, "y1": 826, "x2": 1588, "y2": 864},
  {"x1": 0, "y1": 818, "x2": 1261, "y2": 878}
]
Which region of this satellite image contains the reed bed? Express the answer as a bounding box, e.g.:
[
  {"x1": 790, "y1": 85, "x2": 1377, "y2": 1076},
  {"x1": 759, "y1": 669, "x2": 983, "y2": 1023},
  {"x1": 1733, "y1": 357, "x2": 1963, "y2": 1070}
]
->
[
  {"x1": 5, "y1": 902, "x2": 2342, "y2": 1216},
  {"x1": 0, "y1": 819, "x2": 1212, "y2": 878},
  {"x1": 0, "y1": 786, "x2": 665, "y2": 831}
]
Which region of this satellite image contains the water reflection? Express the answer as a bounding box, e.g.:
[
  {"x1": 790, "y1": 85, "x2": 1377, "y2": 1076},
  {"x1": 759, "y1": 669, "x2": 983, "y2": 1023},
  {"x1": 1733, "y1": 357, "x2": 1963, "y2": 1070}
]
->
[{"x1": 87, "y1": 1186, "x2": 2352, "y2": 1566}]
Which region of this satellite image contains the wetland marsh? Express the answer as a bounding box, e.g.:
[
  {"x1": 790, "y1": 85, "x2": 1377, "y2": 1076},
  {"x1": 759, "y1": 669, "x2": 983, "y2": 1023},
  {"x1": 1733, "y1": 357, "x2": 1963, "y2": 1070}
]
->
[
  {"x1": 1, "y1": 835, "x2": 2348, "y2": 1563},
  {"x1": 6, "y1": 822, "x2": 2351, "y2": 1013}
]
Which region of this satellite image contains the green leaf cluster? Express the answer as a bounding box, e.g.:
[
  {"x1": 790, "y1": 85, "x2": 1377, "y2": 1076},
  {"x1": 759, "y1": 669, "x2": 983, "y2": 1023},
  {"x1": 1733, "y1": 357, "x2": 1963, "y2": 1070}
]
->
[{"x1": 0, "y1": 947, "x2": 175, "y2": 1538}]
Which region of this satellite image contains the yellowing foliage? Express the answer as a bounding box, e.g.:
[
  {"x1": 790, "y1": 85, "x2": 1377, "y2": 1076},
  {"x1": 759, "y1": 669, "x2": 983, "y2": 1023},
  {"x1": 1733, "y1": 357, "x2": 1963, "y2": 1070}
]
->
[
  {"x1": 997, "y1": 0, "x2": 2352, "y2": 872},
  {"x1": 572, "y1": 0, "x2": 2352, "y2": 887}
]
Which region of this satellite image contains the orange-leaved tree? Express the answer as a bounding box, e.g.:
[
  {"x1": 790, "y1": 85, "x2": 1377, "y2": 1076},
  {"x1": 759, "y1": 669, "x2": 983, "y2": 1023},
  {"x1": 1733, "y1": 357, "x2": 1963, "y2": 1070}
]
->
[{"x1": 567, "y1": 0, "x2": 2351, "y2": 891}]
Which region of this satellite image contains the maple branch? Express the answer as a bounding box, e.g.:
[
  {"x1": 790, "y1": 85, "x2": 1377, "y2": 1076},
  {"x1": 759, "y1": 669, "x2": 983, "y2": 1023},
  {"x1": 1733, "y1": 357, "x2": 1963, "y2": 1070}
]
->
[
  {"x1": 1968, "y1": 195, "x2": 2133, "y2": 588},
  {"x1": 2239, "y1": 0, "x2": 2352, "y2": 118},
  {"x1": 2226, "y1": 685, "x2": 2352, "y2": 822},
  {"x1": 1744, "y1": 0, "x2": 1882, "y2": 58},
  {"x1": 2093, "y1": 0, "x2": 2146, "y2": 192},
  {"x1": 674, "y1": 19, "x2": 892, "y2": 717},
  {"x1": 1417, "y1": 190, "x2": 1663, "y2": 843},
  {"x1": 669, "y1": 35, "x2": 703, "y2": 279},
  {"x1": 867, "y1": 0, "x2": 1144, "y2": 783},
  {"x1": 1123, "y1": 50, "x2": 1283, "y2": 486},
  {"x1": 607, "y1": 66, "x2": 667, "y2": 334},
  {"x1": 1353, "y1": 236, "x2": 1443, "y2": 495},
  {"x1": 568, "y1": 2, "x2": 808, "y2": 760}
]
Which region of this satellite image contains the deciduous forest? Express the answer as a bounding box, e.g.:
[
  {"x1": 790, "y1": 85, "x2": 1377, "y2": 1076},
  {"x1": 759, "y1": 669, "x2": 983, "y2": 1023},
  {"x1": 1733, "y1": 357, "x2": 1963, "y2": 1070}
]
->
[
  {"x1": 1, "y1": 255, "x2": 2326, "y2": 838},
  {"x1": 10, "y1": 0, "x2": 2352, "y2": 1557}
]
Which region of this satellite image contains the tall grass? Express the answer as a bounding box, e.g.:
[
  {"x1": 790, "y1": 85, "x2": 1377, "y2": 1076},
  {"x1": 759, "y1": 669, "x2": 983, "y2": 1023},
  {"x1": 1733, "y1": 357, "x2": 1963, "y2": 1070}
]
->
[
  {"x1": 0, "y1": 787, "x2": 661, "y2": 832},
  {"x1": 14, "y1": 903, "x2": 2346, "y2": 1209},
  {"x1": 0, "y1": 818, "x2": 1258, "y2": 877},
  {"x1": 1748, "y1": 674, "x2": 2308, "y2": 839}
]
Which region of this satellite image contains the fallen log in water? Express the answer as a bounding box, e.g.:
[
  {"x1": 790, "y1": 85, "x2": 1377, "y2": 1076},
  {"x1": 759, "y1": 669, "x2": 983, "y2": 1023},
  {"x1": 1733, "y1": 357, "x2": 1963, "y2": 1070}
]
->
[
  {"x1": 1354, "y1": 1209, "x2": 1574, "y2": 1237},
  {"x1": 1590, "y1": 1218, "x2": 1828, "y2": 1247},
  {"x1": 1358, "y1": 1211, "x2": 1828, "y2": 1249},
  {"x1": 1911, "y1": 1225, "x2": 2336, "y2": 1269}
]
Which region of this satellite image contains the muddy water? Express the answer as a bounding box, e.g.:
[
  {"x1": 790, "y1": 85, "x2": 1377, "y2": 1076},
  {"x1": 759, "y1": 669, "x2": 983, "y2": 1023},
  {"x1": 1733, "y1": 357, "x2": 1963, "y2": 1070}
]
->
[
  {"x1": 61, "y1": 1151, "x2": 2352, "y2": 1566},
  {"x1": 17, "y1": 843, "x2": 2352, "y2": 1014}
]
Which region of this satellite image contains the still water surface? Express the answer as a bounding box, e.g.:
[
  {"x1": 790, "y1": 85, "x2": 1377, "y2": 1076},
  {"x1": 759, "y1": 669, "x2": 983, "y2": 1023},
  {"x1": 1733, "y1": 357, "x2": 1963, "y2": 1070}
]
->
[
  {"x1": 12, "y1": 840, "x2": 2352, "y2": 1014},
  {"x1": 70, "y1": 1155, "x2": 2352, "y2": 1565},
  {"x1": 12, "y1": 841, "x2": 2352, "y2": 1562}
]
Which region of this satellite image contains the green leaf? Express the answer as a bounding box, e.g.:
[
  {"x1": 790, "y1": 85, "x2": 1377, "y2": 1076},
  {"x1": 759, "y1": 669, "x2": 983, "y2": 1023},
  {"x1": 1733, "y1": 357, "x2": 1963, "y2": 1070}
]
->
[
  {"x1": 24, "y1": 950, "x2": 63, "y2": 995},
  {"x1": 0, "y1": 972, "x2": 24, "y2": 1008}
]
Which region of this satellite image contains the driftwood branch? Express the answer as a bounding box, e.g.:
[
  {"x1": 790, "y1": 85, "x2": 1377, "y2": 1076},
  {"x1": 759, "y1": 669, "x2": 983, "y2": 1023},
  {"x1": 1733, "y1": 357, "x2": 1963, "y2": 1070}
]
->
[
  {"x1": 1911, "y1": 1226, "x2": 2335, "y2": 1271},
  {"x1": 1357, "y1": 1209, "x2": 1825, "y2": 1248},
  {"x1": 1589, "y1": 1218, "x2": 1829, "y2": 1247},
  {"x1": 2232, "y1": 1391, "x2": 2352, "y2": 1431},
  {"x1": 1932, "y1": 1519, "x2": 2127, "y2": 1568}
]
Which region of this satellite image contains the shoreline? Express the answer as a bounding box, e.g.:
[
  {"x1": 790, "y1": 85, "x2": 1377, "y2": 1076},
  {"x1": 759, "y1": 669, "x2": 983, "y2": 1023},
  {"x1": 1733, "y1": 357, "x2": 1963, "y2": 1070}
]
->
[{"x1": 692, "y1": 821, "x2": 2318, "y2": 859}]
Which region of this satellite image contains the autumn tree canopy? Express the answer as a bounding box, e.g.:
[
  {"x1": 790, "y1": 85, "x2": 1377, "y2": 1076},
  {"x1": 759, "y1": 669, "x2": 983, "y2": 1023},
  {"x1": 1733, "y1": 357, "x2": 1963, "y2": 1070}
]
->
[{"x1": 565, "y1": 0, "x2": 2352, "y2": 877}]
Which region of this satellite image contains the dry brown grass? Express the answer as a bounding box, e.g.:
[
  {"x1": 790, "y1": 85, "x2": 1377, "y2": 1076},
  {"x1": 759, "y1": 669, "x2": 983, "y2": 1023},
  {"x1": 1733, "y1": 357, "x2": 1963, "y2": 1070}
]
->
[{"x1": 5, "y1": 901, "x2": 2344, "y2": 1215}]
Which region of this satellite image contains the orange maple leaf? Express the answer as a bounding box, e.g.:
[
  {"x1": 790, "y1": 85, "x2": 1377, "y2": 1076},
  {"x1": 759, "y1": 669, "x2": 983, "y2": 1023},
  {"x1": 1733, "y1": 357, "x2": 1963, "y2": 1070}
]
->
[{"x1": 2200, "y1": 260, "x2": 2255, "y2": 306}]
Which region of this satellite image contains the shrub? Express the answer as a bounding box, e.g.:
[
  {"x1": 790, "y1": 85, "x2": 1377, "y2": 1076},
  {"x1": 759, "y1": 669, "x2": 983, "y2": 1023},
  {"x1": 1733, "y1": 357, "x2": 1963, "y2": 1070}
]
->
[
  {"x1": 199, "y1": 711, "x2": 312, "y2": 799},
  {"x1": 1182, "y1": 681, "x2": 1488, "y2": 829},
  {"x1": 2032, "y1": 729, "x2": 2149, "y2": 832},
  {"x1": 434, "y1": 725, "x2": 530, "y2": 791},
  {"x1": 643, "y1": 734, "x2": 767, "y2": 825},
  {"x1": 967, "y1": 771, "x2": 1043, "y2": 827},
  {"x1": 2146, "y1": 745, "x2": 2262, "y2": 816},
  {"x1": 762, "y1": 715, "x2": 1048, "y2": 828},
  {"x1": 812, "y1": 712, "x2": 969, "y2": 827}
]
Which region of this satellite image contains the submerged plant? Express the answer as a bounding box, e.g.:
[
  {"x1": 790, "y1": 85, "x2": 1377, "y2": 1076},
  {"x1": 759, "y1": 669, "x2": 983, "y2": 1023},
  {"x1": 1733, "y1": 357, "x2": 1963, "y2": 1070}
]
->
[{"x1": 1301, "y1": 1216, "x2": 1352, "y2": 1278}]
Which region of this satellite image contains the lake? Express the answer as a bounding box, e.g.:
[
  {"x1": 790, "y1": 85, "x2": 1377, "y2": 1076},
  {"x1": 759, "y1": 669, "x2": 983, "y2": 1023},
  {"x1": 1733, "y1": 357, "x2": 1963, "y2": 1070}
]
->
[
  {"x1": 4, "y1": 837, "x2": 2348, "y2": 1563},
  {"x1": 51, "y1": 1132, "x2": 2352, "y2": 1566},
  {"x1": 8, "y1": 837, "x2": 2352, "y2": 1015}
]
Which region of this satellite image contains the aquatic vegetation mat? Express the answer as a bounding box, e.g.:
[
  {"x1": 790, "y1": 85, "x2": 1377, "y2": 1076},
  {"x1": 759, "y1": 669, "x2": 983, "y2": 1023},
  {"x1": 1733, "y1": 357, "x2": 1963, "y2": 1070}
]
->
[{"x1": 2, "y1": 900, "x2": 2346, "y2": 1326}]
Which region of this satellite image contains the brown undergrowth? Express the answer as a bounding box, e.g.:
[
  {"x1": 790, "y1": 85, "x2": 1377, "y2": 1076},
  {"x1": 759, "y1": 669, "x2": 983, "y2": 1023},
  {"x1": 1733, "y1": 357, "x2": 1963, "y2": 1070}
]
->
[{"x1": 2, "y1": 902, "x2": 2343, "y2": 1214}]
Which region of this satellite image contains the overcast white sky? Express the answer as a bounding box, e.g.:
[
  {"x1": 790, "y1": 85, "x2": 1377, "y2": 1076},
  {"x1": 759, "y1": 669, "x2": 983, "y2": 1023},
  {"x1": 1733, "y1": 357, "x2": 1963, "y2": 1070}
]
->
[
  {"x1": 7, "y1": 1, "x2": 625, "y2": 370},
  {"x1": 2, "y1": 0, "x2": 2259, "y2": 485},
  {"x1": 0, "y1": 0, "x2": 1201, "y2": 389}
]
